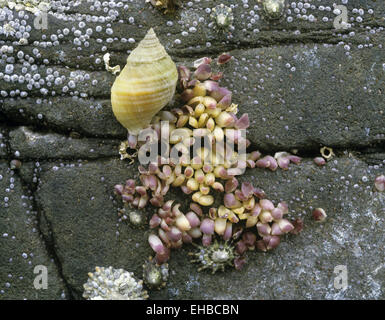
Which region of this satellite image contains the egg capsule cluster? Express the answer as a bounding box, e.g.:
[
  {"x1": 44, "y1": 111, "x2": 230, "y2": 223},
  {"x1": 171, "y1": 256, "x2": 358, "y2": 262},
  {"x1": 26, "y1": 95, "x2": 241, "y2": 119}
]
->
[
  {"x1": 217, "y1": 180, "x2": 295, "y2": 248},
  {"x1": 115, "y1": 58, "x2": 301, "y2": 211},
  {"x1": 148, "y1": 201, "x2": 204, "y2": 264},
  {"x1": 114, "y1": 55, "x2": 303, "y2": 270}
]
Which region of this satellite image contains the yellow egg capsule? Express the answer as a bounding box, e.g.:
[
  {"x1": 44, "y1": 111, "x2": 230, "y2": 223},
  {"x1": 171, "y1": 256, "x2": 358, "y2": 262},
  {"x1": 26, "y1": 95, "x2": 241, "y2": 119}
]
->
[{"x1": 111, "y1": 28, "x2": 178, "y2": 135}]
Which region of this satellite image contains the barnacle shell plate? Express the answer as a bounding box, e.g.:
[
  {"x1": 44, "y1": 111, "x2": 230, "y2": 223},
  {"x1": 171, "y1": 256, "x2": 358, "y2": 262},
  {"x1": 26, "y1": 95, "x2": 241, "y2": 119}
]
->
[
  {"x1": 111, "y1": 28, "x2": 178, "y2": 135},
  {"x1": 263, "y1": 0, "x2": 286, "y2": 19}
]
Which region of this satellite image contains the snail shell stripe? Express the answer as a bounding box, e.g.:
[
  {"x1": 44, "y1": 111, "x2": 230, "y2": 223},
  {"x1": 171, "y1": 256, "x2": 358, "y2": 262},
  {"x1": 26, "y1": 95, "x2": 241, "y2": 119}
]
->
[{"x1": 111, "y1": 28, "x2": 178, "y2": 135}]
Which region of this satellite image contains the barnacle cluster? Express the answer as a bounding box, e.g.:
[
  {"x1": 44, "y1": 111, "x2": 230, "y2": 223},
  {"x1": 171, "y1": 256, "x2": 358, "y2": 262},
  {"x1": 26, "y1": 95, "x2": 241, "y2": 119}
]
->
[
  {"x1": 0, "y1": 0, "x2": 50, "y2": 12},
  {"x1": 118, "y1": 207, "x2": 147, "y2": 227},
  {"x1": 113, "y1": 30, "x2": 302, "y2": 274},
  {"x1": 262, "y1": 0, "x2": 286, "y2": 20},
  {"x1": 83, "y1": 266, "x2": 148, "y2": 300},
  {"x1": 210, "y1": 4, "x2": 234, "y2": 30}
]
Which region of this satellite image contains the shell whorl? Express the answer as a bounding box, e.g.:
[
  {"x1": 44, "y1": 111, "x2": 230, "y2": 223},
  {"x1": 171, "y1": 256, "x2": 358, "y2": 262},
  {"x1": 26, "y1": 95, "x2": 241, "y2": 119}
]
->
[
  {"x1": 127, "y1": 28, "x2": 167, "y2": 63},
  {"x1": 111, "y1": 28, "x2": 178, "y2": 135}
]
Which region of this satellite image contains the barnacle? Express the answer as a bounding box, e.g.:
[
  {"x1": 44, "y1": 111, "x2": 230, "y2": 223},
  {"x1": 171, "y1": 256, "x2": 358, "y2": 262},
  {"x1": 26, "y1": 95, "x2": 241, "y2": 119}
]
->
[
  {"x1": 83, "y1": 266, "x2": 148, "y2": 300},
  {"x1": 142, "y1": 256, "x2": 169, "y2": 290},
  {"x1": 210, "y1": 4, "x2": 234, "y2": 30},
  {"x1": 262, "y1": 0, "x2": 286, "y2": 20},
  {"x1": 2, "y1": 23, "x2": 15, "y2": 36},
  {"x1": 125, "y1": 208, "x2": 147, "y2": 227},
  {"x1": 189, "y1": 240, "x2": 236, "y2": 274},
  {"x1": 10, "y1": 159, "x2": 21, "y2": 170}
]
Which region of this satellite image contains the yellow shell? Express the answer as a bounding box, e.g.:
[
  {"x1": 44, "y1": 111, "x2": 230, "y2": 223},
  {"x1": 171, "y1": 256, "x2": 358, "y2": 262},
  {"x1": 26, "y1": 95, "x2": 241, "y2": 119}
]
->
[{"x1": 111, "y1": 28, "x2": 178, "y2": 135}]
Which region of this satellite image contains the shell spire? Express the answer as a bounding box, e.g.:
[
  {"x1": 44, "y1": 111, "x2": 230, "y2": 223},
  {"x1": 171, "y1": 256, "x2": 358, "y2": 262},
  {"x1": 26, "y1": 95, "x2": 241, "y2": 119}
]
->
[{"x1": 111, "y1": 28, "x2": 178, "y2": 135}]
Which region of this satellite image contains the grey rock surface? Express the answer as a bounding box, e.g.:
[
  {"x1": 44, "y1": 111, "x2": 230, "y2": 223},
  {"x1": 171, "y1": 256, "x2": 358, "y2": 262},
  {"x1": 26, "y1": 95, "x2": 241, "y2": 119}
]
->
[
  {"x1": 2, "y1": 98, "x2": 127, "y2": 138},
  {"x1": 35, "y1": 159, "x2": 151, "y2": 297},
  {"x1": 228, "y1": 43, "x2": 385, "y2": 150},
  {"x1": 9, "y1": 126, "x2": 119, "y2": 159},
  {"x1": 0, "y1": 161, "x2": 68, "y2": 299},
  {"x1": 0, "y1": 126, "x2": 8, "y2": 158},
  {"x1": 34, "y1": 156, "x2": 385, "y2": 299},
  {"x1": 0, "y1": 0, "x2": 384, "y2": 299}
]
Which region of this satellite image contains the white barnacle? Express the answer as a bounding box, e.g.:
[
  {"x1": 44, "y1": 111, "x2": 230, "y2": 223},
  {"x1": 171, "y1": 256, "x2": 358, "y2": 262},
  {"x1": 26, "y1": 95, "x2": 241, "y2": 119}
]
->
[{"x1": 3, "y1": 23, "x2": 16, "y2": 36}]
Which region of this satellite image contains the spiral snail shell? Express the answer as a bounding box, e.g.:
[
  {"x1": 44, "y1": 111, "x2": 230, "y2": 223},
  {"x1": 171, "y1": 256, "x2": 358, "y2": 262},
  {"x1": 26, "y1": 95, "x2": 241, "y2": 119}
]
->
[{"x1": 111, "y1": 28, "x2": 178, "y2": 135}]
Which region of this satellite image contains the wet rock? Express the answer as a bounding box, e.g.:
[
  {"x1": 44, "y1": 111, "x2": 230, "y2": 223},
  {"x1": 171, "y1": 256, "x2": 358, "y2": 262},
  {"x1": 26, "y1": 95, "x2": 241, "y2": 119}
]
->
[
  {"x1": 0, "y1": 161, "x2": 68, "y2": 299},
  {"x1": 2, "y1": 98, "x2": 126, "y2": 138},
  {"x1": 16, "y1": 161, "x2": 37, "y2": 187},
  {"x1": 224, "y1": 42, "x2": 385, "y2": 150},
  {"x1": 8, "y1": 126, "x2": 120, "y2": 160},
  {"x1": 35, "y1": 157, "x2": 384, "y2": 299},
  {"x1": 150, "y1": 156, "x2": 385, "y2": 299},
  {"x1": 35, "y1": 159, "x2": 154, "y2": 297}
]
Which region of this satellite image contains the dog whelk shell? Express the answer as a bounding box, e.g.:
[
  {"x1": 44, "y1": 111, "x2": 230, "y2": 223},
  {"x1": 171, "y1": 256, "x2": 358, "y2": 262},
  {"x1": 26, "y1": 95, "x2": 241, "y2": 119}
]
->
[{"x1": 111, "y1": 28, "x2": 178, "y2": 135}]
